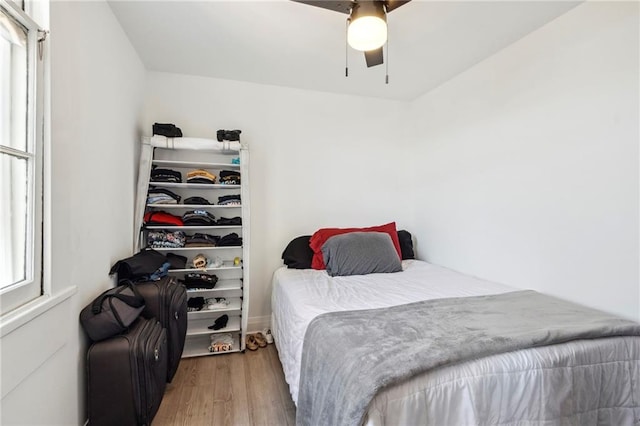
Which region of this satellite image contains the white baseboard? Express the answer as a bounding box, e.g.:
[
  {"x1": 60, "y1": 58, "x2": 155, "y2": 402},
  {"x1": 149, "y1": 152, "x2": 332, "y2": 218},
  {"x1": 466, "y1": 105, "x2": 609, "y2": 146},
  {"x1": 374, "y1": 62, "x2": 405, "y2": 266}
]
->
[{"x1": 246, "y1": 315, "x2": 271, "y2": 334}]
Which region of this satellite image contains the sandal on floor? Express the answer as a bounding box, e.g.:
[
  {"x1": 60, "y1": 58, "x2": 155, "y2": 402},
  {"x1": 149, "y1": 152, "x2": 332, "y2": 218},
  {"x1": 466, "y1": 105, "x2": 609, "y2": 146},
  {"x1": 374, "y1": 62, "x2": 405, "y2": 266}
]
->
[
  {"x1": 254, "y1": 332, "x2": 267, "y2": 348},
  {"x1": 246, "y1": 334, "x2": 259, "y2": 351}
]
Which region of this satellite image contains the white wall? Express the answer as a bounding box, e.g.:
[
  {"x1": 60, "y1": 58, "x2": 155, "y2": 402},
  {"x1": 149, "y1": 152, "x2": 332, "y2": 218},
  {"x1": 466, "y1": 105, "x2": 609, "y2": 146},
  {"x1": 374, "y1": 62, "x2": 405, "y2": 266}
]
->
[
  {"x1": 142, "y1": 73, "x2": 411, "y2": 322},
  {"x1": 0, "y1": 1, "x2": 146, "y2": 424},
  {"x1": 406, "y1": 2, "x2": 639, "y2": 321}
]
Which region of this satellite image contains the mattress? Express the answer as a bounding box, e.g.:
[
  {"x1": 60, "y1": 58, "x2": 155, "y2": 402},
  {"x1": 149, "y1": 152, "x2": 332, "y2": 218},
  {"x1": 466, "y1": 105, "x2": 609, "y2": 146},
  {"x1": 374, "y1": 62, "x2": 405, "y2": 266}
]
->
[{"x1": 271, "y1": 260, "x2": 640, "y2": 425}]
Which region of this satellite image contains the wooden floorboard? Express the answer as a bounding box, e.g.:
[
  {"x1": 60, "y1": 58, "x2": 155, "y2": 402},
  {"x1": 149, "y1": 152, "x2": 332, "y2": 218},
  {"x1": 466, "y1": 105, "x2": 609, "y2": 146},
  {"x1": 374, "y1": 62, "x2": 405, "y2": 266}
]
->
[{"x1": 154, "y1": 344, "x2": 296, "y2": 426}]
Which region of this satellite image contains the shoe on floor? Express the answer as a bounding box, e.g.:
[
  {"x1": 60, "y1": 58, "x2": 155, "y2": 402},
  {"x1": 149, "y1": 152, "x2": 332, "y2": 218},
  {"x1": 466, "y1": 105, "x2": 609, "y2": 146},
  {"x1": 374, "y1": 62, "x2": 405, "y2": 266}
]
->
[
  {"x1": 254, "y1": 332, "x2": 267, "y2": 348},
  {"x1": 246, "y1": 334, "x2": 259, "y2": 351},
  {"x1": 262, "y1": 328, "x2": 274, "y2": 344}
]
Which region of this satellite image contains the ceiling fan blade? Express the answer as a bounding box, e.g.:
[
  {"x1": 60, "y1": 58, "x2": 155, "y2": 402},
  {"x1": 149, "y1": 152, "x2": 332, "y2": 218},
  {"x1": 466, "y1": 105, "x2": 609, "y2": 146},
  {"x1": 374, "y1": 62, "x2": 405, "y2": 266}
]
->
[
  {"x1": 292, "y1": 0, "x2": 411, "y2": 15},
  {"x1": 291, "y1": 0, "x2": 353, "y2": 14},
  {"x1": 385, "y1": 0, "x2": 411, "y2": 13},
  {"x1": 364, "y1": 47, "x2": 384, "y2": 67}
]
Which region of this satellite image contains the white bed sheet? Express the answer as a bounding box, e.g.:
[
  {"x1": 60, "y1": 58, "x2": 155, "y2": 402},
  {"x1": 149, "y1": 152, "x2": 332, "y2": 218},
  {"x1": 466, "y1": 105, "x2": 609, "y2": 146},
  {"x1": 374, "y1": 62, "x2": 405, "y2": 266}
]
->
[
  {"x1": 271, "y1": 260, "x2": 640, "y2": 425},
  {"x1": 271, "y1": 260, "x2": 516, "y2": 403}
]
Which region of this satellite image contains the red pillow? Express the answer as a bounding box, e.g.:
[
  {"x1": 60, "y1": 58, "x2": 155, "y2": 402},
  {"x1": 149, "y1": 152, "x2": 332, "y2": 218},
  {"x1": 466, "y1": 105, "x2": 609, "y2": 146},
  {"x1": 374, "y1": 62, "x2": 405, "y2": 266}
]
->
[{"x1": 309, "y1": 222, "x2": 402, "y2": 270}]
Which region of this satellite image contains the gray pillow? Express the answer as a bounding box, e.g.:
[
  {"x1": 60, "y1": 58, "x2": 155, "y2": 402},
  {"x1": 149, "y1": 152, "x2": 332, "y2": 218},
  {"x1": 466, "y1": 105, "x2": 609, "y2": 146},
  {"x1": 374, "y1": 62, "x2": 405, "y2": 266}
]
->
[{"x1": 321, "y1": 232, "x2": 402, "y2": 277}]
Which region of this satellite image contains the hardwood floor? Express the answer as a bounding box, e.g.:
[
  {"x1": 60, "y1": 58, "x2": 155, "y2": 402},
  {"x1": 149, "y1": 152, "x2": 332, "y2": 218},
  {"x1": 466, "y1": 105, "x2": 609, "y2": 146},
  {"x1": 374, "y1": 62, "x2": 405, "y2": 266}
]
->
[{"x1": 154, "y1": 344, "x2": 296, "y2": 426}]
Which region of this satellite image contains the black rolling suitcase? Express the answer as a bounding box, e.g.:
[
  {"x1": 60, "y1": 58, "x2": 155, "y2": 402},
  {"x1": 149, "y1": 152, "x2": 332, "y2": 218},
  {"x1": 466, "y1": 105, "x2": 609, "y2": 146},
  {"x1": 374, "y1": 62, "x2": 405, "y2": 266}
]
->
[
  {"x1": 134, "y1": 276, "x2": 187, "y2": 382},
  {"x1": 87, "y1": 317, "x2": 167, "y2": 426}
]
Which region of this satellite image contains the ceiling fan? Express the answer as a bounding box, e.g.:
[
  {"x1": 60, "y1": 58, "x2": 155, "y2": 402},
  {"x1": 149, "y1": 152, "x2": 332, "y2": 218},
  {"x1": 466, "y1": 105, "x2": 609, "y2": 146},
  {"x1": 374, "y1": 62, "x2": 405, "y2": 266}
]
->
[{"x1": 293, "y1": 0, "x2": 411, "y2": 68}]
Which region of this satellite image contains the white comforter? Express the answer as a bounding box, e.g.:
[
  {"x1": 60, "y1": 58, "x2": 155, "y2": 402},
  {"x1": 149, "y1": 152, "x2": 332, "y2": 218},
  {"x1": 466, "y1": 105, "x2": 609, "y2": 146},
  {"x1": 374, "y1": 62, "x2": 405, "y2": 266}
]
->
[{"x1": 271, "y1": 260, "x2": 640, "y2": 425}]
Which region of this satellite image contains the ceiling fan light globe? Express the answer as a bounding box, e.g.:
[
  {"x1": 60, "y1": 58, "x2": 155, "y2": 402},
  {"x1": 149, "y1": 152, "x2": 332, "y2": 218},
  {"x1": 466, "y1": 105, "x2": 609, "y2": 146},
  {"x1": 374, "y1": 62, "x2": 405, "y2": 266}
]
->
[{"x1": 348, "y1": 16, "x2": 387, "y2": 51}]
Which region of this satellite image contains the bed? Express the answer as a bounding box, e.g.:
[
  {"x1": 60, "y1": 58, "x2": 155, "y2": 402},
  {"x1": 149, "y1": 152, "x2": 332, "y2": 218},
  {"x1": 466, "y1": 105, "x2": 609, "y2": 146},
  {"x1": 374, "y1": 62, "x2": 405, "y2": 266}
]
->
[{"x1": 271, "y1": 229, "x2": 640, "y2": 426}]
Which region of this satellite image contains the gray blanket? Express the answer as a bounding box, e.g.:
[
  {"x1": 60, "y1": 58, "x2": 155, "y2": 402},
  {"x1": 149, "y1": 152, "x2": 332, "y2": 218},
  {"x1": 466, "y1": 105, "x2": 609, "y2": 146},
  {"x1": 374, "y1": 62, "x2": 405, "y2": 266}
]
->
[{"x1": 296, "y1": 290, "x2": 640, "y2": 426}]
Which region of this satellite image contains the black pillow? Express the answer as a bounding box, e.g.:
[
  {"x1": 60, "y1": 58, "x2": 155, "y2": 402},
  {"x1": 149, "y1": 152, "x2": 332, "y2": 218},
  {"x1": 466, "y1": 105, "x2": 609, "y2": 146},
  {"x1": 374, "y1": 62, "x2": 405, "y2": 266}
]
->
[
  {"x1": 397, "y1": 230, "x2": 415, "y2": 260},
  {"x1": 282, "y1": 235, "x2": 314, "y2": 269}
]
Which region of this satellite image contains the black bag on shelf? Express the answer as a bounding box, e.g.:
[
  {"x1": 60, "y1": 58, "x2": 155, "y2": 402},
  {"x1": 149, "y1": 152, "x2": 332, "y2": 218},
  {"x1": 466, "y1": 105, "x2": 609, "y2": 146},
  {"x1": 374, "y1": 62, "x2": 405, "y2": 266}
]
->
[
  {"x1": 216, "y1": 129, "x2": 241, "y2": 142},
  {"x1": 153, "y1": 122, "x2": 182, "y2": 137},
  {"x1": 79, "y1": 282, "x2": 146, "y2": 342}
]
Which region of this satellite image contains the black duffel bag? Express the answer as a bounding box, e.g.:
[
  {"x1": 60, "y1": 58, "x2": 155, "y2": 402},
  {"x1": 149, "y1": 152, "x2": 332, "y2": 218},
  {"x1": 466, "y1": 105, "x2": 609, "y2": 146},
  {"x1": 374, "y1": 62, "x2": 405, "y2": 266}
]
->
[
  {"x1": 109, "y1": 249, "x2": 167, "y2": 282},
  {"x1": 80, "y1": 282, "x2": 146, "y2": 342}
]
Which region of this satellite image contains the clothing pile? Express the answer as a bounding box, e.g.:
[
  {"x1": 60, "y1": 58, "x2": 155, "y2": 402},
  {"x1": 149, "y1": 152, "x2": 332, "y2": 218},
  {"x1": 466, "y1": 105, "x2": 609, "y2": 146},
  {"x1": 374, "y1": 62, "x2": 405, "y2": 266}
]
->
[
  {"x1": 185, "y1": 233, "x2": 219, "y2": 247},
  {"x1": 219, "y1": 170, "x2": 241, "y2": 185},
  {"x1": 147, "y1": 187, "x2": 181, "y2": 205},
  {"x1": 186, "y1": 297, "x2": 229, "y2": 312},
  {"x1": 187, "y1": 297, "x2": 205, "y2": 312},
  {"x1": 184, "y1": 196, "x2": 210, "y2": 205},
  {"x1": 218, "y1": 194, "x2": 241, "y2": 206},
  {"x1": 109, "y1": 249, "x2": 171, "y2": 283},
  {"x1": 217, "y1": 232, "x2": 243, "y2": 247},
  {"x1": 147, "y1": 230, "x2": 186, "y2": 249},
  {"x1": 216, "y1": 217, "x2": 242, "y2": 226},
  {"x1": 206, "y1": 297, "x2": 230, "y2": 310},
  {"x1": 144, "y1": 211, "x2": 184, "y2": 226},
  {"x1": 150, "y1": 168, "x2": 182, "y2": 183},
  {"x1": 182, "y1": 210, "x2": 216, "y2": 226},
  {"x1": 186, "y1": 169, "x2": 216, "y2": 185},
  {"x1": 209, "y1": 333, "x2": 233, "y2": 352},
  {"x1": 181, "y1": 272, "x2": 218, "y2": 289}
]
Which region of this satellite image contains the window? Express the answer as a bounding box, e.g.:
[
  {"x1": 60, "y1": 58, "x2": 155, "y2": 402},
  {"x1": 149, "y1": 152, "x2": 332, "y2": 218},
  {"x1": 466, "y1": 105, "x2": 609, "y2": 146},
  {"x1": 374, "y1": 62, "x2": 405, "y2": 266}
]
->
[{"x1": 0, "y1": 0, "x2": 45, "y2": 315}]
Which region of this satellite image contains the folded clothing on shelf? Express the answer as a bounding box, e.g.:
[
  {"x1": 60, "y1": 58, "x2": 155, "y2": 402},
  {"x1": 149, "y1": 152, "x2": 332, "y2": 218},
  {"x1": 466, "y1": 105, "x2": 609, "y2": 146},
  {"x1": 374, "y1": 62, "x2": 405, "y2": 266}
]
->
[
  {"x1": 147, "y1": 187, "x2": 181, "y2": 205},
  {"x1": 144, "y1": 211, "x2": 184, "y2": 227},
  {"x1": 219, "y1": 170, "x2": 241, "y2": 185},
  {"x1": 147, "y1": 230, "x2": 186, "y2": 249},
  {"x1": 205, "y1": 297, "x2": 229, "y2": 310},
  {"x1": 181, "y1": 272, "x2": 218, "y2": 289},
  {"x1": 182, "y1": 210, "x2": 216, "y2": 226},
  {"x1": 186, "y1": 169, "x2": 216, "y2": 185},
  {"x1": 185, "y1": 233, "x2": 220, "y2": 247},
  {"x1": 216, "y1": 217, "x2": 242, "y2": 226},
  {"x1": 184, "y1": 196, "x2": 210, "y2": 205},
  {"x1": 217, "y1": 194, "x2": 241, "y2": 206},
  {"x1": 150, "y1": 167, "x2": 182, "y2": 183},
  {"x1": 217, "y1": 232, "x2": 243, "y2": 247},
  {"x1": 209, "y1": 332, "x2": 234, "y2": 352},
  {"x1": 187, "y1": 296, "x2": 205, "y2": 312}
]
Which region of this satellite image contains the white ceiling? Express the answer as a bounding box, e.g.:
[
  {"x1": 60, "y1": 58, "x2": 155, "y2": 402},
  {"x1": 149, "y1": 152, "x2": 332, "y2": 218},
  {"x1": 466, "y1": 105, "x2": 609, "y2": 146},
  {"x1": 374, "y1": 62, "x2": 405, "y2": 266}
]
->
[{"x1": 108, "y1": 0, "x2": 580, "y2": 101}]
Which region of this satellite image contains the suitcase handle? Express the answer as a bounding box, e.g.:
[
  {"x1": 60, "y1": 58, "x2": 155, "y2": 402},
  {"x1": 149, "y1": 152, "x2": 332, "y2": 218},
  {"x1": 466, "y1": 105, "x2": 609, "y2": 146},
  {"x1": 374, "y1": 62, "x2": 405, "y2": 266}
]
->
[{"x1": 91, "y1": 282, "x2": 145, "y2": 314}]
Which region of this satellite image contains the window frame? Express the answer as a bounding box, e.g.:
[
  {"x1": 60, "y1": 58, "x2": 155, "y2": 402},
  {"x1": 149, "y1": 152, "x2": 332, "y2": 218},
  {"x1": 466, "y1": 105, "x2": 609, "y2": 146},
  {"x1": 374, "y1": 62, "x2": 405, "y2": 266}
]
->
[{"x1": 0, "y1": 0, "x2": 45, "y2": 315}]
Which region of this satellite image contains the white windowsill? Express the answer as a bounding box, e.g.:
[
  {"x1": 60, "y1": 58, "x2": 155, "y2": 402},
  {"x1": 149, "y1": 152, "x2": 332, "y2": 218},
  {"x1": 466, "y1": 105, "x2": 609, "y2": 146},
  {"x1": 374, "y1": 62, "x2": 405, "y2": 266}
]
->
[{"x1": 0, "y1": 286, "x2": 77, "y2": 338}]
